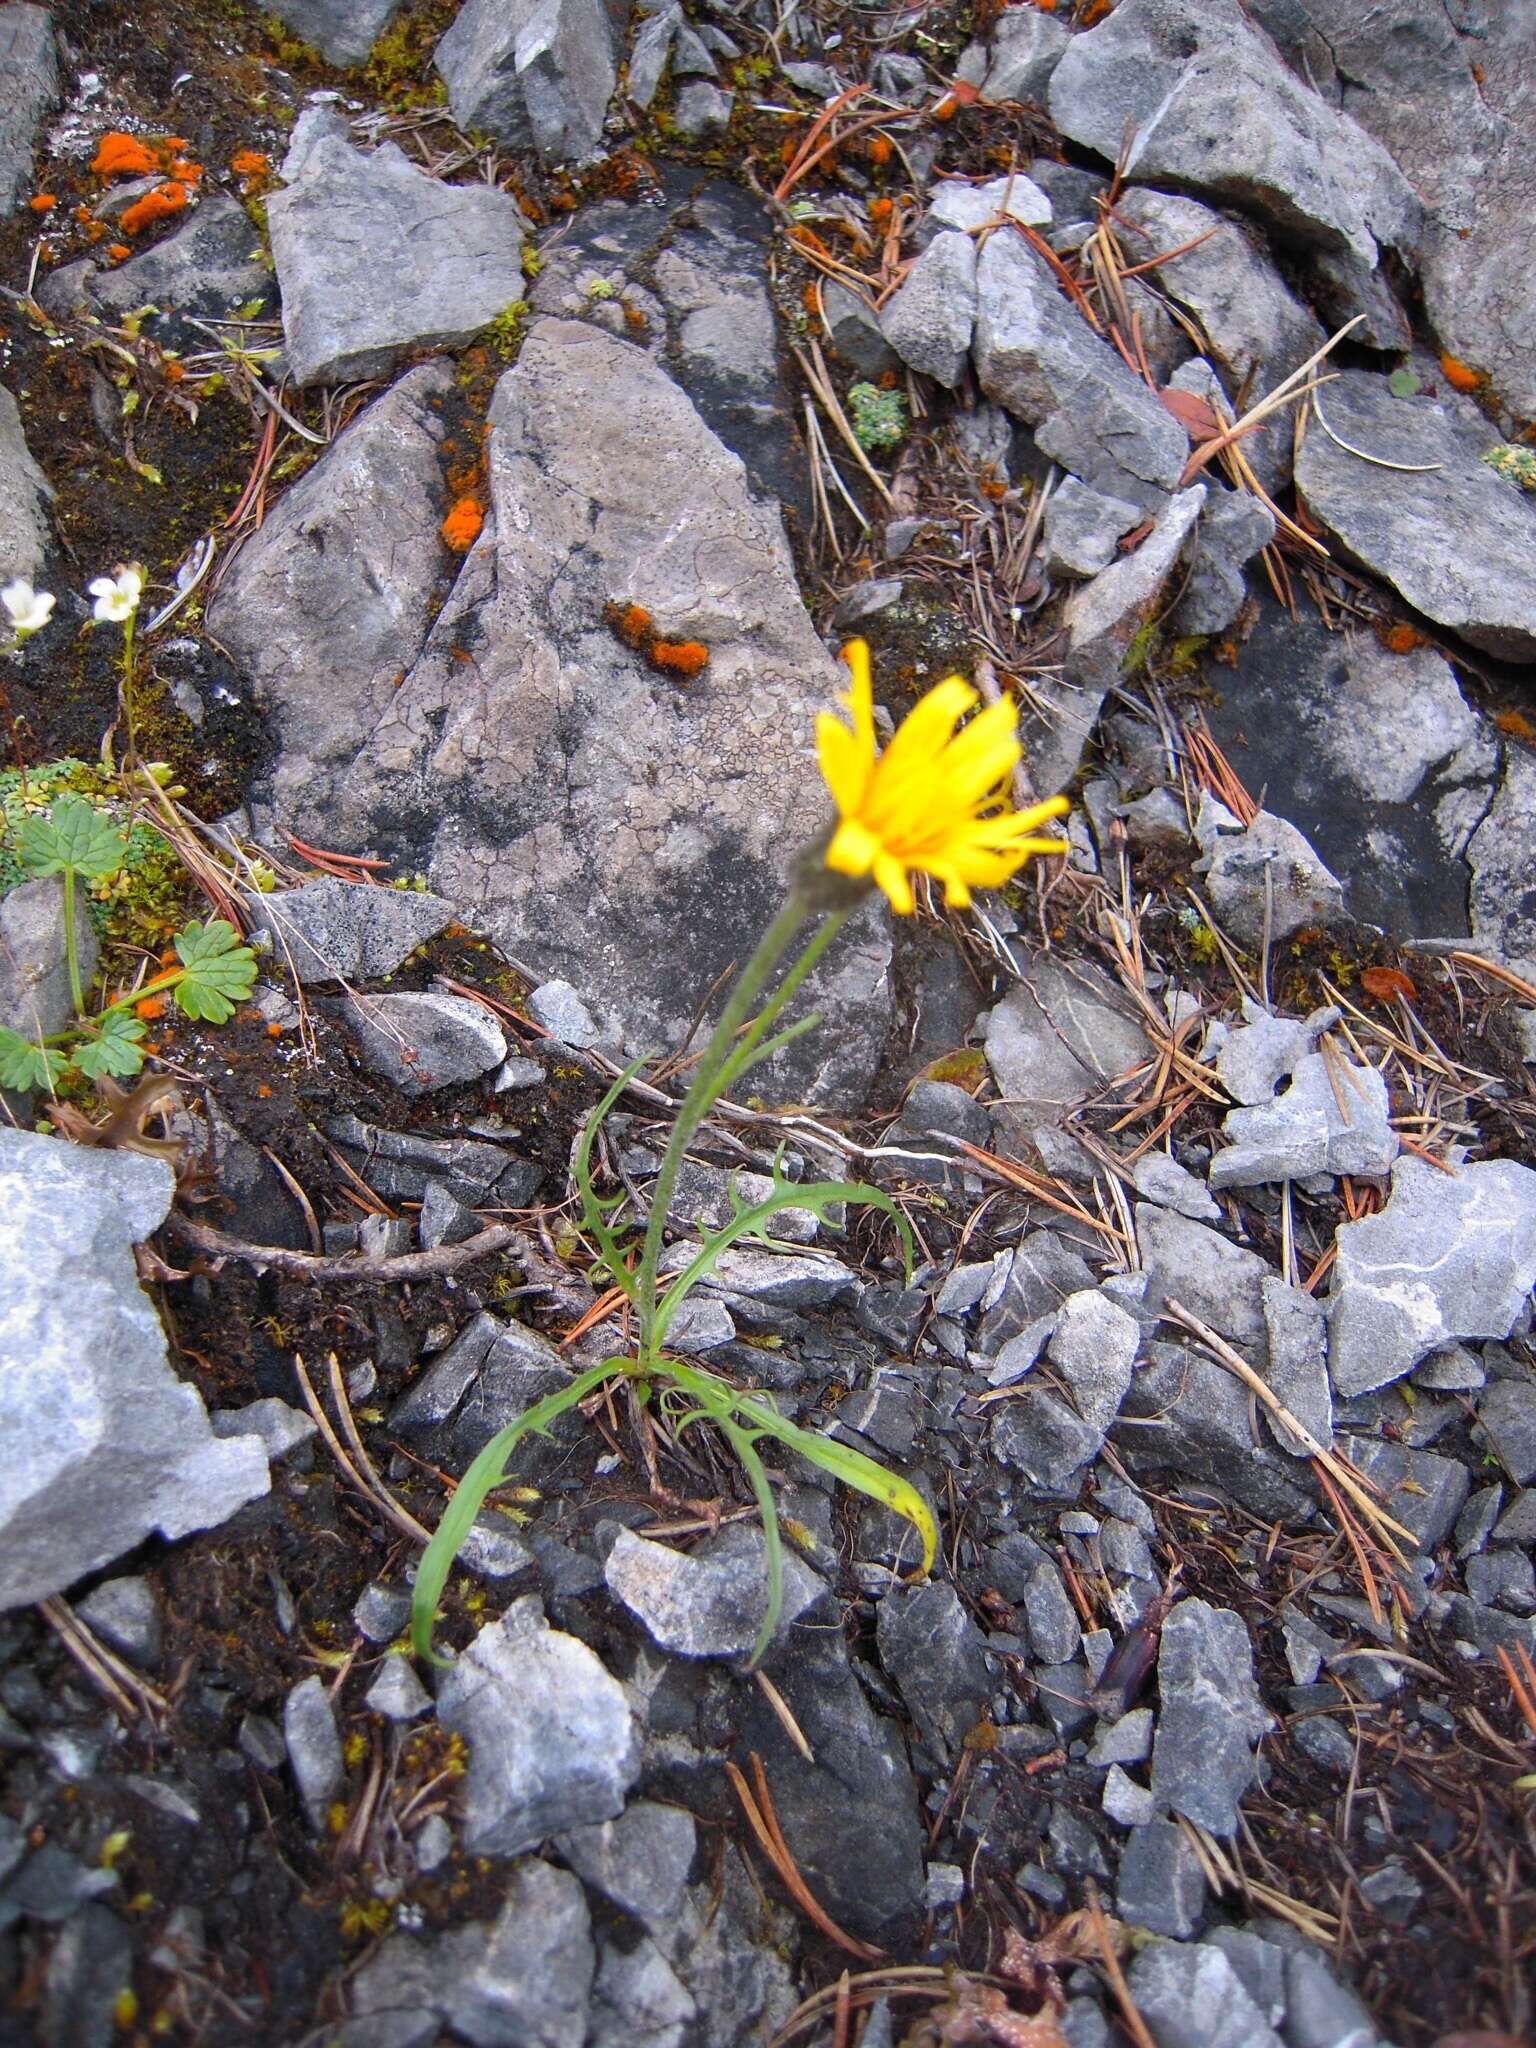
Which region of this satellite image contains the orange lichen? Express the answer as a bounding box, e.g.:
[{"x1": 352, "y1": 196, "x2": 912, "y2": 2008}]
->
[
  {"x1": 28, "y1": 194, "x2": 56, "y2": 212},
  {"x1": 170, "y1": 158, "x2": 203, "y2": 184},
  {"x1": 1375, "y1": 621, "x2": 1423, "y2": 654},
  {"x1": 440, "y1": 496, "x2": 484, "y2": 552},
  {"x1": 622, "y1": 301, "x2": 648, "y2": 334},
  {"x1": 1439, "y1": 351, "x2": 1481, "y2": 393},
  {"x1": 802, "y1": 283, "x2": 820, "y2": 315},
  {"x1": 1494, "y1": 708, "x2": 1536, "y2": 741},
  {"x1": 92, "y1": 131, "x2": 160, "y2": 177},
  {"x1": 105, "y1": 242, "x2": 130, "y2": 263},
  {"x1": 866, "y1": 134, "x2": 893, "y2": 167},
  {"x1": 869, "y1": 195, "x2": 894, "y2": 227},
  {"x1": 119, "y1": 182, "x2": 189, "y2": 235},
  {"x1": 605, "y1": 600, "x2": 654, "y2": 650},
  {"x1": 648, "y1": 639, "x2": 709, "y2": 679},
  {"x1": 134, "y1": 996, "x2": 167, "y2": 1022},
  {"x1": 231, "y1": 148, "x2": 269, "y2": 178}
]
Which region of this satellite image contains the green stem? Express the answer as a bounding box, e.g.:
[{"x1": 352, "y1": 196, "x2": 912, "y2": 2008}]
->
[
  {"x1": 120, "y1": 615, "x2": 137, "y2": 762},
  {"x1": 636, "y1": 891, "x2": 817, "y2": 1355},
  {"x1": 61, "y1": 868, "x2": 84, "y2": 1017}
]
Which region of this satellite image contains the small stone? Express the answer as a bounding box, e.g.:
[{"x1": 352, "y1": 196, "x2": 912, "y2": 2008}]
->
[
  {"x1": 446, "y1": 1858, "x2": 595, "y2": 2048},
  {"x1": 1197, "y1": 806, "x2": 1346, "y2": 945},
  {"x1": 436, "y1": 1598, "x2": 640, "y2": 1856},
  {"x1": 684, "y1": 1242, "x2": 860, "y2": 1313},
  {"x1": 880, "y1": 232, "x2": 977, "y2": 388},
  {"x1": 526, "y1": 978, "x2": 602, "y2": 1046},
  {"x1": 923, "y1": 174, "x2": 1052, "y2": 239},
  {"x1": 415, "y1": 1813, "x2": 454, "y2": 1873},
  {"x1": 1116, "y1": 1819, "x2": 1207, "y2": 1939},
  {"x1": 991, "y1": 1390, "x2": 1105, "y2": 1493},
  {"x1": 1283, "y1": 1946, "x2": 1380, "y2": 2048},
  {"x1": 366, "y1": 1655, "x2": 432, "y2": 1721},
  {"x1": 494, "y1": 1054, "x2": 544, "y2": 1093},
  {"x1": 1211, "y1": 1054, "x2": 1397, "y2": 1189},
  {"x1": 0, "y1": 877, "x2": 92, "y2": 1046},
  {"x1": 418, "y1": 1180, "x2": 481, "y2": 1249},
  {"x1": 670, "y1": 80, "x2": 733, "y2": 138},
  {"x1": 1493, "y1": 1489, "x2": 1536, "y2": 1548},
  {"x1": 965, "y1": 7, "x2": 1068, "y2": 106},
  {"x1": 1042, "y1": 475, "x2": 1143, "y2": 581},
  {"x1": 1343, "y1": 1435, "x2": 1471, "y2": 1553},
  {"x1": 983, "y1": 961, "x2": 1150, "y2": 1161},
  {"x1": 459, "y1": 1517, "x2": 538, "y2": 1583},
  {"x1": 1328, "y1": 1157, "x2": 1536, "y2": 1394},
  {"x1": 1291, "y1": 1713, "x2": 1356, "y2": 1776},
  {"x1": 923, "y1": 1862, "x2": 966, "y2": 1909},
  {"x1": 877, "y1": 1582, "x2": 992, "y2": 1759},
  {"x1": 1088, "y1": 1707, "x2": 1153, "y2": 1767},
  {"x1": 587, "y1": 1931, "x2": 692, "y2": 2048},
  {"x1": 346, "y1": 990, "x2": 508, "y2": 1094},
  {"x1": 604, "y1": 1524, "x2": 822, "y2": 1660},
  {"x1": 1455, "y1": 1484, "x2": 1505, "y2": 1559},
  {"x1": 285, "y1": 1675, "x2": 344, "y2": 1829},
  {"x1": 1102, "y1": 1765, "x2": 1155, "y2": 1827},
  {"x1": 1130, "y1": 1149, "x2": 1220, "y2": 1222},
  {"x1": 354, "y1": 1582, "x2": 413, "y2": 1643},
  {"x1": 1135, "y1": 1201, "x2": 1269, "y2": 1349},
  {"x1": 1475, "y1": 1379, "x2": 1536, "y2": 1486},
  {"x1": 244, "y1": 876, "x2": 457, "y2": 988},
  {"x1": 262, "y1": 0, "x2": 401, "y2": 65},
  {"x1": 820, "y1": 279, "x2": 898, "y2": 378},
  {"x1": 1173, "y1": 487, "x2": 1276, "y2": 635},
  {"x1": 1259, "y1": 1278, "x2": 1333, "y2": 1456},
  {"x1": 1047, "y1": 1289, "x2": 1140, "y2": 1432},
  {"x1": 664, "y1": 1296, "x2": 736, "y2": 1352},
  {"x1": 209, "y1": 1397, "x2": 318, "y2": 1463},
  {"x1": 1415, "y1": 1345, "x2": 1486, "y2": 1392},
  {"x1": 1214, "y1": 1001, "x2": 1337, "y2": 1106},
  {"x1": 268, "y1": 129, "x2": 526, "y2": 386},
  {"x1": 73, "y1": 1577, "x2": 161, "y2": 1668},
  {"x1": 555, "y1": 1800, "x2": 697, "y2": 1932},
  {"x1": 239, "y1": 1714, "x2": 287, "y2": 1772},
  {"x1": 1149, "y1": 1599, "x2": 1271, "y2": 1835},
  {"x1": 1465, "y1": 1549, "x2": 1536, "y2": 1614}
]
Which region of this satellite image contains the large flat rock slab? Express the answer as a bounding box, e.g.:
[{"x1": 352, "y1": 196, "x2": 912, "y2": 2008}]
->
[
  {"x1": 1049, "y1": 0, "x2": 1420, "y2": 269},
  {"x1": 0, "y1": 4, "x2": 58, "y2": 214},
  {"x1": 1294, "y1": 370, "x2": 1536, "y2": 662},
  {"x1": 222, "y1": 325, "x2": 890, "y2": 1100}
]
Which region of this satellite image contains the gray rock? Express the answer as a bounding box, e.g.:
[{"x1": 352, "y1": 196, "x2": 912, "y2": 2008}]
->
[
  {"x1": 1292, "y1": 0, "x2": 1536, "y2": 423},
  {"x1": 1342, "y1": 1435, "x2": 1470, "y2": 1553},
  {"x1": 1045, "y1": 487, "x2": 1206, "y2": 791},
  {"x1": 0, "y1": 4, "x2": 58, "y2": 215},
  {"x1": 1116, "y1": 1819, "x2": 1207, "y2": 1938},
  {"x1": 1294, "y1": 370, "x2": 1536, "y2": 663},
  {"x1": 209, "y1": 1397, "x2": 317, "y2": 1462},
  {"x1": 1214, "y1": 1000, "x2": 1337, "y2": 1106},
  {"x1": 419, "y1": 1180, "x2": 481, "y2": 1249},
  {"x1": 437, "y1": 1597, "x2": 640, "y2": 1855},
  {"x1": 366, "y1": 1654, "x2": 432, "y2": 1721},
  {"x1": 1114, "y1": 187, "x2": 1324, "y2": 491},
  {"x1": 1049, "y1": 0, "x2": 1420, "y2": 271},
  {"x1": 266, "y1": 132, "x2": 525, "y2": 386},
  {"x1": 820, "y1": 279, "x2": 898, "y2": 379},
  {"x1": 259, "y1": 0, "x2": 401, "y2": 65},
  {"x1": 974, "y1": 229, "x2": 1188, "y2": 512},
  {"x1": 0, "y1": 383, "x2": 53, "y2": 584},
  {"x1": 1328, "y1": 1157, "x2": 1536, "y2": 1395},
  {"x1": 284, "y1": 1674, "x2": 344, "y2": 1828},
  {"x1": 527, "y1": 978, "x2": 600, "y2": 1047},
  {"x1": 1465, "y1": 1548, "x2": 1536, "y2": 1616},
  {"x1": 327, "y1": 1116, "x2": 527, "y2": 1207},
  {"x1": 991, "y1": 1389, "x2": 1104, "y2": 1493},
  {"x1": 519, "y1": 0, "x2": 622, "y2": 160},
  {"x1": 1048, "y1": 1289, "x2": 1140, "y2": 1431},
  {"x1": 73, "y1": 1576, "x2": 161, "y2": 1667},
  {"x1": 1475, "y1": 1380, "x2": 1536, "y2": 1488},
  {"x1": 686, "y1": 1242, "x2": 859, "y2": 1313},
  {"x1": 1282, "y1": 1947, "x2": 1379, "y2": 2048},
  {"x1": 555, "y1": 1800, "x2": 696, "y2": 1932},
  {"x1": 963, "y1": 7, "x2": 1068, "y2": 107},
  {"x1": 604, "y1": 1524, "x2": 822, "y2": 1660},
  {"x1": 1259, "y1": 1279, "x2": 1332, "y2": 1456},
  {"x1": 354, "y1": 1581, "x2": 413, "y2": 1643},
  {"x1": 246, "y1": 320, "x2": 888, "y2": 1102},
  {"x1": 625, "y1": 7, "x2": 678, "y2": 109},
  {"x1": 670, "y1": 82, "x2": 733, "y2": 140},
  {"x1": 210, "y1": 366, "x2": 455, "y2": 823},
  {"x1": 1042, "y1": 475, "x2": 1142, "y2": 581},
  {"x1": 1149, "y1": 1598, "x2": 1271, "y2": 1834},
  {"x1": 876, "y1": 1582, "x2": 992, "y2": 1758},
  {"x1": 1023, "y1": 1560, "x2": 1081, "y2": 1666},
  {"x1": 1136, "y1": 1201, "x2": 1270, "y2": 1349},
  {"x1": 1493, "y1": 1489, "x2": 1536, "y2": 1549},
  {"x1": 443, "y1": 1859, "x2": 595, "y2": 2048},
  {"x1": 1172, "y1": 488, "x2": 1275, "y2": 635},
  {"x1": 1088, "y1": 1706, "x2": 1153, "y2": 1766},
  {"x1": 1202, "y1": 601, "x2": 1497, "y2": 943},
  {"x1": 1102, "y1": 1764, "x2": 1156, "y2": 1827},
  {"x1": 1131, "y1": 1149, "x2": 1221, "y2": 1222},
  {"x1": 0, "y1": 1131, "x2": 269, "y2": 1611},
  {"x1": 1196, "y1": 802, "x2": 1346, "y2": 945},
  {"x1": 1127, "y1": 1935, "x2": 1283, "y2": 2048},
  {"x1": 346, "y1": 990, "x2": 508, "y2": 1095},
  {"x1": 1211, "y1": 1053, "x2": 1397, "y2": 1189},
  {"x1": 239, "y1": 1714, "x2": 287, "y2": 1772},
  {"x1": 245, "y1": 876, "x2": 457, "y2": 988},
  {"x1": 0, "y1": 877, "x2": 95, "y2": 1045},
  {"x1": 434, "y1": 0, "x2": 540, "y2": 149},
  {"x1": 984, "y1": 958, "x2": 1150, "y2": 1157},
  {"x1": 879, "y1": 232, "x2": 977, "y2": 388},
  {"x1": 85, "y1": 193, "x2": 273, "y2": 324},
  {"x1": 1416, "y1": 1345, "x2": 1486, "y2": 1393},
  {"x1": 978, "y1": 1233, "x2": 1097, "y2": 1356},
  {"x1": 1446, "y1": 1594, "x2": 1536, "y2": 1662},
  {"x1": 588, "y1": 1933, "x2": 694, "y2": 2048},
  {"x1": 394, "y1": 1311, "x2": 585, "y2": 1487},
  {"x1": 922, "y1": 173, "x2": 1052, "y2": 240},
  {"x1": 1470, "y1": 751, "x2": 1536, "y2": 976},
  {"x1": 39, "y1": 1900, "x2": 132, "y2": 2048},
  {"x1": 664, "y1": 1296, "x2": 736, "y2": 1352}
]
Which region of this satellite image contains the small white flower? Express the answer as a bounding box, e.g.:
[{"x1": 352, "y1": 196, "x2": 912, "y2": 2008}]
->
[
  {"x1": 89, "y1": 564, "x2": 144, "y2": 624},
  {"x1": 2, "y1": 578, "x2": 55, "y2": 638}
]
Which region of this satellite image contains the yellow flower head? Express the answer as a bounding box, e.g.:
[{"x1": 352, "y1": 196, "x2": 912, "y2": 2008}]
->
[{"x1": 816, "y1": 639, "x2": 1070, "y2": 914}]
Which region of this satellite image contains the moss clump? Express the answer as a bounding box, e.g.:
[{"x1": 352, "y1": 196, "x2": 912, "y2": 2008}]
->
[
  {"x1": 0, "y1": 759, "x2": 191, "y2": 952},
  {"x1": 847, "y1": 381, "x2": 907, "y2": 453}
]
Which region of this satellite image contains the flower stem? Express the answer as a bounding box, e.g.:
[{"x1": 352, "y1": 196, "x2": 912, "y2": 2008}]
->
[
  {"x1": 119, "y1": 615, "x2": 137, "y2": 762},
  {"x1": 636, "y1": 890, "x2": 817, "y2": 1356},
  {"x1": 61, "y1": 867, "x2": 84, "y2": 1017}
]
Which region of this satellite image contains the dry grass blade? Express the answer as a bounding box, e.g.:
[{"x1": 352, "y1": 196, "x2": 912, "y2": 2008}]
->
[
  {"x1": 948, "y1": 1137, "x2": 1130, "y2": 1247},
  {"x1": 1082, "y1": 1881, "x2": 1155, "y2": 2048},
  {"x1": 293, "y1": 1352, "x2": 431, "y2": 1547},
  {"x1": 772, "y1": 83, "x2": 873, "y2": 201},
  {"x1": 1307, "y1": 386, "x2": 1444, "y2": 472},
  {"x1": 39, "y1": 1595, "x2": 169, "y2": 1720},
  {"x1": 1496, "y1": 1644, "x2": 1536, "y2": 1742},
  {"x1": 790, "y1": 339, "x2": 897, "y2": 510},
  {"x1": 726, "y1": 1754, "x2": 884, "y2": 1961}
]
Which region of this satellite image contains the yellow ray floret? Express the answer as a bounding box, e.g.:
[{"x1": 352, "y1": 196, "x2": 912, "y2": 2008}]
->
[{"x1": 817, "y1": 639, "x2": 1070, "y2": 914}]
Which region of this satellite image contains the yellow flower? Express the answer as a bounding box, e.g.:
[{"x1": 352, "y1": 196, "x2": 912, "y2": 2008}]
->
[{"x1": 817, "y1": 639, "x2": 1070, "y2": 914}]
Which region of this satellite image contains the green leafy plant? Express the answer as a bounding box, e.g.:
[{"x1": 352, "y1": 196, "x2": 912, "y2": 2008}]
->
[
  {"x1": 0, "y1": 793, "x2": 257, "y2": 1091},
  {"x1": 413, "y1": 899, "x2": 937, "y2": 1669},
  {"x1": 847, "y1": 380, "x2": 907, "y2": 454}
]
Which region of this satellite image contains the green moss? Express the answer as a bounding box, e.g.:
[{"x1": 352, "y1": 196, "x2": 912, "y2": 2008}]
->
[
  {"x1": 0, "y1": 760, "x2": 193, "y2": 953},
  {"x1": 847, "y1": 381, "x2": 907, "y2": 453}
]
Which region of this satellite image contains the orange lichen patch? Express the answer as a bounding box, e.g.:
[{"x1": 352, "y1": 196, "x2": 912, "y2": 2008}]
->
[
  {"x1": 72, "y1": 202, "x2": 94, "y2": 222},
  {"x1": 1494, "y1": 707, "x2": 1536, "y2": 741},
  {"x1": 648, "y1": 639, "x2": 709, "y2": 679},
  {"x1": 789, "y1": 224, "x2": 833, "y2": 257},
  {"x1": 440, "y1": 496, "x2": 484, "y2": 552},
  {"x1": 869, "y1": 195, "x2": 894, "y2": 227},
  {"x1": 120, "y1": 182, "x2": 189, "y2": 235},
  {"x1": 170, "y1": 158, "x2": 203, "y2": 185},
  {"x1": 604, "y1": 600, "x2": 654, "y2": 650},
  {"x1": 134, "y1": 996, "x2": 167, "y2": 1022},
  {"x1": 91, "y1": 131, "x2": 160, "y2": 177},
  {"x1": 622, "y1": 300, "x2": 648, "y2": 334},
  {"x1": 105, "y1": 242, "x2": 130, "y2": 263},
  {"x1": 28, "y1": 194, "x2": 56, "y2": 211},
  {"x1": 866, "y1": 134, "x2": 893, "y2": 167},
  {"x1": 1439, "y1": 351, "x2": 1481, "y2": 393},
  {"x1": 230, "y1": 148, "x2": 269, "y2": 178},
  {"x1": 1373, "y1": 620, "x2": 1424, "y2": 654},
  {"x1": 802, "y1": 283, "x2": 820, "y2": 315}
]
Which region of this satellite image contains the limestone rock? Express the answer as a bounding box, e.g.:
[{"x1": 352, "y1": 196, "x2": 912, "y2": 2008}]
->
[
  {"x1": 242, "y1": 875, "x2": 458, "y2": 987},
  {"x1": 603, "y1": 1525, "x2": 823, "y2": 1660},
  {"x1": 0, "y1": 383, "x2": 53, "y2": 584},
  {"x1": 434, "y1": 0, "x2": 618, "y2": 161},
  {"x1": 0, "y1": 5, "x2": 58, "y2": 215},
  {"x1": 256, "y1": 0, "x2": 401, "y2": 66},
  {"x1": 266, "y1": 129, "x2": 526, "y2": 386},
  {"x1": 0, "y1": 878, "x2": 95, "y2": 1044},
  {"x1": 1148, "y1": 1597, "x2": 1272, "y2": 1834},
  {"x1": 1210, "y1": 1053, "x2": 1398, "y2": 1188},
  {"x1": 1196, "y1": 802, "x2": 1346, "y2": 945},
  {"x1": 879, "y1": 232, "x2": 976, "y2": 388},
  {"x1": 344, "y1": 991, "x2": 508, "y2": 1095},
  {"x1": 0, "y1": 1130, "x2": 270, "y2": 1611}
]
